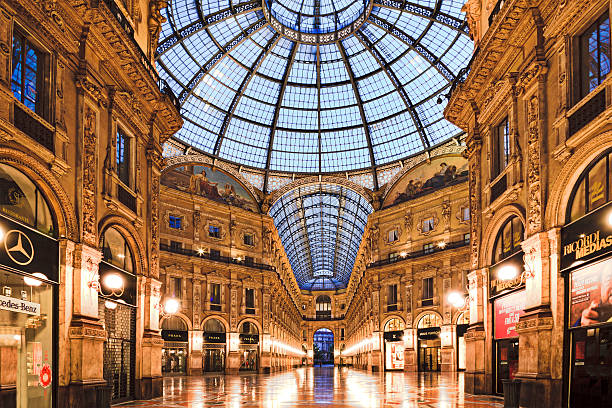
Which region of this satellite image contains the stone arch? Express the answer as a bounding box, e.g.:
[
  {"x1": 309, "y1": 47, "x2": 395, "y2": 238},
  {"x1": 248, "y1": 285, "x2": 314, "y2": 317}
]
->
[
  {"x1": 454, "y1": 310, "x2": 469, "y2": 325},
  {"x1": 160, "y1": 312, "x2": 193, "y2": 331},
  {"x1": 547, "y1": 132, "x2": 612, "y2": 228},
  {"x1": 201, "y1": 315, "x2": 230, "y2": 332},
  {"x1": 161, "y1": 153, "x2": 263, "y2": 202},
  {"x1": 0, "y1": 146, "x2": 78, "y2": 240},
  {"x1": 414, "y1": 310, "x2": 444, "y2": 328},
  {"x1": 480, "y1": 204, "x2": 526, "y2": 267},
  {"x1": 267, "y1": 176, "x2": 374, "y2": 209},
  {"x1": 98, "y1": 215, "x2": 148, "y2": 276},
  {"x1": 238, "y1": 317, "x2": 262, "y2": 334},
  {"x1": 381, "y1": 315, "x2": 406, "y2": 331}
]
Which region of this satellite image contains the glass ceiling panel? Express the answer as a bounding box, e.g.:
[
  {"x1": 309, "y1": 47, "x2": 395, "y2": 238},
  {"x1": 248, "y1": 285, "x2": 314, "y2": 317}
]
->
[
  {"x1": 269, "y1": 183, "x2": 373, "y2": 290},
  {"x1": 157, "y1": 0, "x2": 472, "y2": 175}
]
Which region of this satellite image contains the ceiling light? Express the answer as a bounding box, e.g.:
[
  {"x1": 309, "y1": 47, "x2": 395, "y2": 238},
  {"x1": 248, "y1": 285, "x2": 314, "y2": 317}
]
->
[
  {"x1": 447, "y1": 291, "x2": 466, "y2": 308},
  {"x1": 102, "y1": 273, "x2": 124, "y2": 290},
  {"x1": 164, "y1": 298, "x2": 180, "y2": 315},
  {"x1": 24, "y1": 273, "x2": 47, "y2": 287}
]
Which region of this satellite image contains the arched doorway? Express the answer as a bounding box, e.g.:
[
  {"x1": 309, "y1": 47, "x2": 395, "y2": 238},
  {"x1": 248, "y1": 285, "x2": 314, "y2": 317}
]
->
[
  {"x1": 202, "y1": 318, "x2": 226, "y2": 372},
  {"x1": 383, "y1": 317, "x2": 405, "y2": 371},
  {"x1": 161, "y1": 316, "x2": 189, "y2": 374},
  {"x1": 313, "y1": 328, "x2": 334, "y2": 366},
  {"x1": 239, "y1": 321, "x2": 259, "y2": 371},
  {"x1": 417, "y1": 313, "x2": 442, "y2": 371},
  {"x1": 315, "y1": 295, "x2": 332, "y2": 319}
]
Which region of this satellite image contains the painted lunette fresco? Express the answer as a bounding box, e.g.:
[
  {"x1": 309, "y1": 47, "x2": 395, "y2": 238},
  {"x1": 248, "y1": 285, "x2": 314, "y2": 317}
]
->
[{"x1": 161, "y1": 165, "x2": 258, "y2": 212}]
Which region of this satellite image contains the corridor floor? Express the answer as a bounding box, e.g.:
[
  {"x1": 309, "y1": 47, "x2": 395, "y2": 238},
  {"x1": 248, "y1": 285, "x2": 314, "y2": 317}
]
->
[{"x1": 116, "y1": 367, "x2": 503, "y2": 407}]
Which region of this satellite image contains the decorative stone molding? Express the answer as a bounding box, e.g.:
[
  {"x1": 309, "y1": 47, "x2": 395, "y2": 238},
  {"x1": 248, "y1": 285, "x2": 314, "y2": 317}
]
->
[
  {"x1": 240, "y1": 228, "x2": 258, "y2": 248},
  {"x1": 206, "y1": 218, "x2": 226, "y2": 241},
  {"x1": 98, "y1": 215, "x2": 149, "y2": 277},
  {"x1": 383, "y1": 224, "x2": 402, "y2": 246},
  {"x1": 416, "y1": 213, "x2": 439, "y2": 236},
  {"x1": 162, "y1": 209, "x2": 189, "y2": 231},
  {"x1": 81, "y1": 104, "x2": 98, "y2": 247}
]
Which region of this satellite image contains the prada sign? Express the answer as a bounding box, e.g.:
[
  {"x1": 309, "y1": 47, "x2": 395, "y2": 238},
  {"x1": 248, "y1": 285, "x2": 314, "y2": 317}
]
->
[
  {"x1": 489, "y1": 251, "x2": 525, "y2": 298},
  {"x1": 0, "y1": 215, "x2": 58, "y2": 282},
  {"x1": 561, "y1": 201, "x2": 612, "y2": 271},
  {"x1": 239, "y1": 334, "x2": 259, "y2": 344},
  {"x1": 203, "y1": 332, "x2": 226, "y2": 343},
  {"x1": 162, "y1": 330, "x2": 188, "y2": 342}
]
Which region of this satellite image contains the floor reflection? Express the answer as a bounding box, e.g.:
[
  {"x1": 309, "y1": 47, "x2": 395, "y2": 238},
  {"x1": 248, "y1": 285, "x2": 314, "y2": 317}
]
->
[{"x1": 115, "y1": 367, "x2": 503, "y2": 407}]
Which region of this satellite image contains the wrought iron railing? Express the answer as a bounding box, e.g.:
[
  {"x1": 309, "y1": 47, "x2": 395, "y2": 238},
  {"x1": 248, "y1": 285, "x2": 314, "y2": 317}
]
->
[
  {"x1": 367, "y1": 238, "x2": 470, "y2": 268},
  {"x1": 117, "y1": 184, "x2": 137, "y2": 213},
  {"x1": 569, "y1": 88, "x2": 606, "y2": 136},
  {"x1": 13, "y1": 104, "x2": 54, "y2": 152},
  {"x1": 160, "y1": 243, "x2": 275, "y2": 271}
]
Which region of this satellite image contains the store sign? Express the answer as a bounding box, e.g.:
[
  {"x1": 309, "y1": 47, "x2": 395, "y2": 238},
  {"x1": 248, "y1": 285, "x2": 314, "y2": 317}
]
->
[
  {"x1": 489, "y1": 251, "x2": 525, "y2": 298},
  {"x1": 417, "y1": 327, "x2": 440, "y2": 340},
  {"x1": 162, "y1": 330, "x2": 188, "y2": 342},
  {"x1": 203, "y1": 332, "x2": 226, "y2": 343},
  {"x1": 239, "y1": 334, "x2": 259, "y2": 344},
  {"x1": 383, "y1": 330, "x2": 403, "y2": 342},
  {"x1": 494, "y1": 289, "x2": 525, "y2": 339},
  {"x1": 385, "y1": 342, "x2": 404, "y2": 370},
  {"x1": 0, "y1": 215, "x2": 58, "y2": 282},
  {"x1": 569, "y1": 256, "x2": 612, "y2": 328},
  {"x1": 0, "y1": 294, "x2": 40, "y2": 315},
  {"x1": 561, "y1": 201, "x2": 612, "y2": 271}
]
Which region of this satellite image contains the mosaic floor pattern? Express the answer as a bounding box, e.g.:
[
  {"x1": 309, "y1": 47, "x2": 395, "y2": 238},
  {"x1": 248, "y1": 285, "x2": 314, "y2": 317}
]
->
[{"x1": 116, "y1": 367, "x2": 504, "y2": 407}]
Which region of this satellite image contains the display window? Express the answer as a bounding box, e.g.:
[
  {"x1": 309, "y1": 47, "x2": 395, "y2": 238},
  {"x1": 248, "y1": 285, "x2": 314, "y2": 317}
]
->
[
  {"x1": 383, "y1": 318, "x2": 405, "y2": 371},
  {"x1": 492, "y1": 289, "x2": 524, "y2": 395}
]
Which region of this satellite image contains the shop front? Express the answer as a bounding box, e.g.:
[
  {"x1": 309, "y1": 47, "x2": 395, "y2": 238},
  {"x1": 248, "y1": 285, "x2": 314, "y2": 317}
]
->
[
  {"x1": 239, "y1": 321, "x2": 259, "y2": 372},
  {"x1": 161, "y1": 317, "x2": 189, "y2": 374},
  {"x1": 98, "y1": 227, "x2": 137, "y2": 404},
  {"x1": 383, "y1": 318, "x2": 405, "y2": 371},
  {"x1": 456, "y1": 313, "x2": 469, "y2": 371},
  {"x1": 0, "y1": 163, "x2": 59, "y2": 408},
  {"x1": 202, "y1": 318, "x2": 226, "y2": 372},
  {"x1": 417, "y1": 313, "x2": 442, "y2": 372},
  {"x1": 562, "y1": 199, "x2": 612, "y2": 407}
]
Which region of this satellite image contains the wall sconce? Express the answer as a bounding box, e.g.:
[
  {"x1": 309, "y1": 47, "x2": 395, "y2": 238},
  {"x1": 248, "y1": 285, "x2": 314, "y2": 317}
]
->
[{"x1": 157, "y1": 297, "x2": 180, "y2": 316}]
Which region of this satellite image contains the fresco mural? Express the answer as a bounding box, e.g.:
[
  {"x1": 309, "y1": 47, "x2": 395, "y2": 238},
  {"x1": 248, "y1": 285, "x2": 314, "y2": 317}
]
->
[
  {"x1": 161, "y1": 165, "x2": 259, "y2": 212},
  {"x1": 383, "y1": 156, "x2": 468, "y2": 207}
]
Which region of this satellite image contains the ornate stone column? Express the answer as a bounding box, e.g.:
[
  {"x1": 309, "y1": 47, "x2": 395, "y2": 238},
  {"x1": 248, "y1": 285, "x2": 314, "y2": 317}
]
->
[
  {"x1": 465, "y1": 269, "x2": 489, "y2": 394},
  {"x1": 136, "y1": 276, "x2": 164, "y2": 399}
]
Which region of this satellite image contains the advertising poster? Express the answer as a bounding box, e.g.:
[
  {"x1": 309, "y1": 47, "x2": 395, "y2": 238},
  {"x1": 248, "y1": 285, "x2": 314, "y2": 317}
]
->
[
  {"x1": 494, "y1": 289, "x2": 525, "y2": 339},
  {"x1": 385, "y1": 342, "x2": 404, "y2": 370},
  {"x1": 570, "y1": 257, "x2": 612, "y2": 327}
]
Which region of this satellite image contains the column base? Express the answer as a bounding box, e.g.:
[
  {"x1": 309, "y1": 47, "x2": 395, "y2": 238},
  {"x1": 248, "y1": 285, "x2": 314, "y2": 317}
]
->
[
  {"x1": 464, "y1": 371, "x2": 490, "y2": 395},
  {"x1": 0, "y1": 387, "x2": 16, "y2": 408},
  {"x1": 135, "y1": 376, "x2": 163, "y2": 400},
  {"x1": 58, "y1": 380, "x2": 106, "y2": 408},
  {"x1": 515, "y1": 376, "x2": 563, "y2": 408}
]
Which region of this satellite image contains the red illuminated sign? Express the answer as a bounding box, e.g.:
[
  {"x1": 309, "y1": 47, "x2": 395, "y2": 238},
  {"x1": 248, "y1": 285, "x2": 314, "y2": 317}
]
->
[{"x1": 494, "y1": 289, "x2": 525, "y2": 339}]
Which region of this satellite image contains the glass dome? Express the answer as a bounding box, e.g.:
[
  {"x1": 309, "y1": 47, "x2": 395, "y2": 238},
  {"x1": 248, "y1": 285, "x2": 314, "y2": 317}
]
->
[{"x1": 156, "y1": 0, "x2": 472, "y2": 174}]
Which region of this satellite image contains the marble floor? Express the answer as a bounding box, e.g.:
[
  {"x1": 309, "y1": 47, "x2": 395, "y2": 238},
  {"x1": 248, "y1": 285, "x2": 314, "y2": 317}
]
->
[{"x1": 116, "y1": 367, "x2": 503, "y2": 407}]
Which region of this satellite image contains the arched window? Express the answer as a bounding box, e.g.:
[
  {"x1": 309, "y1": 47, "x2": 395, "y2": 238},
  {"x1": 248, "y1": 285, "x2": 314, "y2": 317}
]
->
[
  {"x1": 417, "y1": 313, "x2": 442, "y2": 328},
  {"x1": 492, "y1": 216, "x2": 524, "y2": 264},
  {"x1": 101, "y1": 227, "x2": 134, "y2": 273},
  {"x1": 0, "y1": 163, "x2": 55, "y2": 236},
  {"x1": 203, "y1": 318, "x2": 225, "y2": 333},
  {"x1": 384, "y1": 318, "x2": 405, "y2": 332},
  {"x1": 567, "y1": 149, "x2": 612, "y2": 222},
  {"x1": 316, "y1": 295, "x2": 332, "y2": 319},
  {"x1": 161, "y1": 315, "x2": 188, "y2": 331},
  {"x1": 240, "y1": 321, "x2": 258, "y2": 335}
]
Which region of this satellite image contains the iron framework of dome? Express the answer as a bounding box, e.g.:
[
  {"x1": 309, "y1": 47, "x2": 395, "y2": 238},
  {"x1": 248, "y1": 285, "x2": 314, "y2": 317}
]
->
[
  {"x1": 156, "y1": 0, "x2": 472, "y2": 186},
  {"x1": 269, "y1": 183, "x2": 373, "y2": 291}
]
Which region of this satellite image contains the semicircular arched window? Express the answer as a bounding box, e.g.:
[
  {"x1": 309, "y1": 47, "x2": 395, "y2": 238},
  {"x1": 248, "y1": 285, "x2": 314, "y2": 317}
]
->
[
  {"x1": 240, "y1": 321, "x2": 258, "y2": 335},
  {"x1": 384, "y1": 318, "x2": 405, "y2": 332},
  {"x1": 203, "y1": 318, "x2": 225, "y2": 333},
  {"x1": 417, "y1": 313, "x2": 442, "y2": 328},
  {"x1": 162, "y1": 315, "x2": 188, "y2": 331},
  {"x1": 315, "y1": 295, "x2": 332, "y2": 319},
  {"x1": 568, "y1": 149, "x2": 612, "y2": 222},
  {"x1": 101, "y1": 227, "x2": 134, "y2": 273},
  {"x1": 0, "y1": 163, "x2": 55, "y2": 236},
  {"x1": 492, "y1": 216, "x2": 524, "y2": 264}
]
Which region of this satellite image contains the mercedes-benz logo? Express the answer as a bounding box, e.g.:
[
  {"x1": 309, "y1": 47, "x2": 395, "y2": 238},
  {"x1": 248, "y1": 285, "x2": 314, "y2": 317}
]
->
[{"x1": 4, "y1": 230, "x2": 34, "y2": 266}]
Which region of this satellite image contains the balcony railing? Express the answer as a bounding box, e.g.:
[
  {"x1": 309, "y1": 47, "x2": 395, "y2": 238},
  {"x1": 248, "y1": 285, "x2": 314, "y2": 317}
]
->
[
  {"x1": 160, "y1": 243, "x2": 275, "y2": 271},
  {"x1": 490, "y1": 173, "x2": 507, "y2": 204},
  {"x1": 13, "y1": 104, "x2": 54, "y2": 152},
  {"x1": 569, "y1": 88, "x2": 606, "y2": 136},
  {"x1": 488, "y1": 0, "x2": 506, "y2": 27},
  {"x1": 117, "y1": 184, "x2": 137, "y2": 213},
  {"x1": 367, "y1": 238, "x2": 469, "y2": 269},
  {"x1": 101, "y1": 0, "x2": 180, "y2": 112},
  {"x1": 302, "y1": 315, "x2": 345, "y2": 321}
]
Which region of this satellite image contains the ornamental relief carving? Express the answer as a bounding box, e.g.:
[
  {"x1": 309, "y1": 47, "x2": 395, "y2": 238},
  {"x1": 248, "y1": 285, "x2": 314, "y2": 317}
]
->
[
  {"x1": 206, "y1": 219, "x2": 226, "y2": 241},
  {"x1": 456, "y1": 201, "x2": 470, "y2": 224},
  {"x1": 441, "y1": 200, "x2": 451, "y2": 226},
  {"x1": 416, "y1": 214, "x2": 439, "y2": 236},
  {"x1": 240, "y1": 228, "x2": 258, "y2": 248},
  {"x1": 150, "y1": 174, "x2": 160, "y2": 278},
  {"x1": 526, "y1": 94, "x2": 542, "y2": 234},
  {"x1": 383, "y1": 224, "x2": 402, "y2": 245},
  {"x1": 162, "y1": 209, "x2": 189, "y2": 231},
  {"x1": 82, "y1": 105, "x2": 98, "y2": 246}
]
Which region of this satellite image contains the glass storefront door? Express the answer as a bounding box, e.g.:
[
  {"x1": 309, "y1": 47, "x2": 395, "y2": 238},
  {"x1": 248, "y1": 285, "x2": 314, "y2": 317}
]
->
[
  {"x1": 495, "y1": 339, "x2": 519, "y2": 394},
  {"x1": 0, "y1": 271, "x2": 55, "y2": 408},
  {"x1": 570, "y1": 327, "x2": 612, "y2": 407},
  {"x1": 162, "y1": 346, "x2": 187, "y2": 374},
  {"x1": 203, "y1": 348, "x2": 225, "y2": 372},
  {"x1": 418, "y1": 343, "x2": 441, "y2": 371},
  {"x1": 239, "y1": 348, "x2": 258, "y2": 371}
]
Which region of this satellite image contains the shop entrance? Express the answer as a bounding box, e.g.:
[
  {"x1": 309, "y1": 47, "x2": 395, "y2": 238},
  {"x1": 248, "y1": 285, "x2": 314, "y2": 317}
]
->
[
  {"x1": 417, "y1": 313, "x2": 442, "y2": 372},
  {"x1": 239, "y1": 321, "x2": 259, "y2": 372},
  {"x1": 313, "y1": 328, "x2": 334, "y2": 366},
  {"x1": 456, "y1": 313, "x2": 469, "y2": 371},
  {"x1": 161, "y1": 316, "x2": 189, "y2": 374},
  {"x1": 383, "y1": 318, "x2": 405, "y2": 371},
  {"x1": 203, "y1": 318, "x2": 227, "y2": 372}
]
